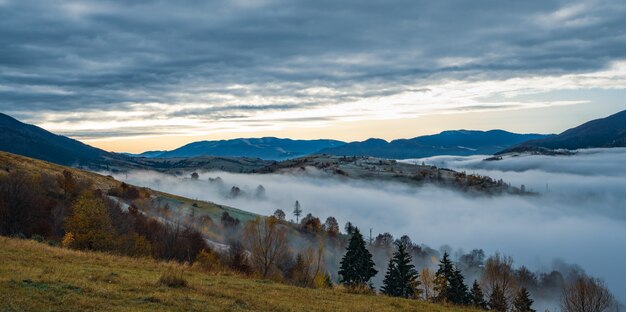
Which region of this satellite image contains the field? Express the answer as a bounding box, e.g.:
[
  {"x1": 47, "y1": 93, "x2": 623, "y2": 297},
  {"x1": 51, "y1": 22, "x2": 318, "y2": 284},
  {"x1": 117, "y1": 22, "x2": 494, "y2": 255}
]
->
[{"x1": 0, "y1": 237, "x2": 476, "y2": 312}]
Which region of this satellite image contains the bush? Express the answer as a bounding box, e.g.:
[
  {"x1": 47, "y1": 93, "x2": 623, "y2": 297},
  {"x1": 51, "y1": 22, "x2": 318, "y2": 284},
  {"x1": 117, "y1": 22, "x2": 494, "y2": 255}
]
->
[
  {"x1": 338, "y1": 283, "x2": 375, "y2": 295},
  {"x1": 158, "y1": 269, "x2": 188, "y2": 288},
  {"x1": 31, "y1": 234, "x2": 44, "y2": 243},
  {"x1": 194, "y1": 249, "x2": 222, "y2": 272}
]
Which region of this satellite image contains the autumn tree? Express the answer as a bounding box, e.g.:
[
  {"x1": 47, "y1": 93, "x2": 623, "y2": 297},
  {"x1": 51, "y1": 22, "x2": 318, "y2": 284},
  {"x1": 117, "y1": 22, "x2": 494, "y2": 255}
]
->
[
  {"x1": 64, "y1": 193, "x2": 116, "y2": 251},
  {"x1": 482, "y1": 253, "x2": 516, "y2": 301},
  {"x1": 512, "y1": 287, "x2": 535, "y2": 312},
  {"x1": 324, "y1": 216, "x2": 340, "y2": 236},
  {"x1": 338, "y1": 227, "x2": 377, "y2": 287},
  {"x1": 374, "y1": 232, "x2": 394, "y2": 248},
  {"x1": 0, "y1": 170, "x2": 46, "y2": 236},
  {"x1": 289, "y1": 243, "x2": 325, "y2": 288},
  {"x1": 243, "y1": 216, "x2": 288, "y2": 278},
  {"x1": 561, "y1": 277, "x2": 614, "y2": 312},
  {"x1": 419, "y1": 267, "x2": 435, "y2": 300},
  {"x1": 300, "y1": 213, "x2": 322, "y2": 233},
  {"x1": 273, "y1": 209, "x2": 286, "y2": 221},
  {"x1": 381, "y1": 241, "x2": 421, "y2": 298}
]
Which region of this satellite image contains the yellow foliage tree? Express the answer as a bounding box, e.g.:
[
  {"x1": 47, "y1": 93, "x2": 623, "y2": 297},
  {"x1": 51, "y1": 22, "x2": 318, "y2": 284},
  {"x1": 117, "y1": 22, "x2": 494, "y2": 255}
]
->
[{"x1": 64, "y1": 193, "x2": 116, "y2": 251}]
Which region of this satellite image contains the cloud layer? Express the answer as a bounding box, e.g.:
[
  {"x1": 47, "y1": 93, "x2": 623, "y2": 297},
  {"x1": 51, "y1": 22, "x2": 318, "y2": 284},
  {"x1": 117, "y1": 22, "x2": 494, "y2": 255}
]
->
[
  {"x1": 2, "y1": 0, "x2": 626, "y2": 139},
  {"x1": 113, "y1": 148, "x2": 626, "y2": 302}
]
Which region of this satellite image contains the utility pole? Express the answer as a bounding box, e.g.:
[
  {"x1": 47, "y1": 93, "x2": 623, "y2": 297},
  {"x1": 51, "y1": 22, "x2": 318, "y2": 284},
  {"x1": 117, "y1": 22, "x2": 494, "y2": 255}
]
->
[{"x1": 369, "y1": 228, "x2": 373, "y2": 245}]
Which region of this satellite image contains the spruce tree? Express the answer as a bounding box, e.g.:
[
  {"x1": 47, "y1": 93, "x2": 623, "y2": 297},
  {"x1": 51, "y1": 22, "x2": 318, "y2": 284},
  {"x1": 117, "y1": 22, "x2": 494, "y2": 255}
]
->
[
  {"x1": 488, "y1": 284, "x2": 508, "y2": 312},
  {"x1": 470, "y1": 280, "x2": 488, "y2": 310},
  {"x1": 338, "y1": 227, "x2": 377, "y2": 287},
  {"x1": 381, "y1": 241, "x2": 421, "y2": 298},
  {"x1": 512, "y1": 288, "x2": 535, "y2": 312},
  {"x1": 434, "y1": 252, "x2": 455, "y2": 302},
  {"x1": 381, "y1": 257, "x2": 400, "y2": 295},
  {"x1": 449, "y1": 268, "x2": 470, "y2": 304}
]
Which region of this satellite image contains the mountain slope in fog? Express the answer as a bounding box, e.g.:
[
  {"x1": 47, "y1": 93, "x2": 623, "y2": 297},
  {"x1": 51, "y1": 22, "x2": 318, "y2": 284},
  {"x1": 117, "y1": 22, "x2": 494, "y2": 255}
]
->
[
  {"x1": 148, "y1": 137, "x2": 346, "y2": 160},
  {"x1": 499, "y1": 109, "x2": 626, "y2": 154},
  {"x1": 319, "y1": 130, "x2": 550, "y2": 159}
]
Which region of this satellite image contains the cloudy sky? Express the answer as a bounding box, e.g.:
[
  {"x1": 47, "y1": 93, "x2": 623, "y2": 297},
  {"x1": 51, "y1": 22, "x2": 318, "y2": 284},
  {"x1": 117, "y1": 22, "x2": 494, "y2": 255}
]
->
[{"x1": 1, "y1": 0, "x2": 625, "y2": 152}]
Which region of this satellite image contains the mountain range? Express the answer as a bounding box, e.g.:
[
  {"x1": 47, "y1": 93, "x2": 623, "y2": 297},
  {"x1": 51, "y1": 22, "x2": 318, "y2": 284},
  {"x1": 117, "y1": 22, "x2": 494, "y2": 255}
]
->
[
  {"x1": 1, "y1": 109, "x2": 625, "y2": 169},
  {"x1": 130, "y1": 131, "x2": 552, "y2": 160},
  {"x1": 137, "y1": 137, "x2": 345, "y2": 160},
  {"x1": 498, "y1": 109, "x2": 626, "y2": 154},
  {"x1": 317, "y1": 130, "x2": 551, "y2": 159}
]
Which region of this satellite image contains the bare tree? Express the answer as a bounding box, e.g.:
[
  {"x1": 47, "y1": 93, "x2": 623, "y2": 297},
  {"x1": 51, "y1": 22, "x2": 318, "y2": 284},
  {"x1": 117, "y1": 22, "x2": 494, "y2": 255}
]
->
[
  {"x1": 482, "y1": 253, "x2": 516, "y2": 300},
  {"x1": 419, "y1": 267, "x2": 435, "y2": 300},
  {"x1": 243, "y1": 216, "x2": 288, "y2": 278},
  {"x1": 561, "y1": 276, "x2": 614, "y2": 312}
]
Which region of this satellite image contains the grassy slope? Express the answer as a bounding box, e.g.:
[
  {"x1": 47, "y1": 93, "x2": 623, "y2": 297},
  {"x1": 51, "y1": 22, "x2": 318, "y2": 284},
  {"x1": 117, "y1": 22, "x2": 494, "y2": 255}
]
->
[
  {"x1": 0, "y1": 238, "x2": 476, "y2": 312},
  {"x1": 0, "y1": 151, "x2": 257, "y2": 223}
]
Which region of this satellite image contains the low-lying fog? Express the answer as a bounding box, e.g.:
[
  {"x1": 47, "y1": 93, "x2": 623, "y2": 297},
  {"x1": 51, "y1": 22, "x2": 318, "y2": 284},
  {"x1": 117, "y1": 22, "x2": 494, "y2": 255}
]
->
[{"x1": 111, "y1": 148, "x2": 626, "y2": 303}]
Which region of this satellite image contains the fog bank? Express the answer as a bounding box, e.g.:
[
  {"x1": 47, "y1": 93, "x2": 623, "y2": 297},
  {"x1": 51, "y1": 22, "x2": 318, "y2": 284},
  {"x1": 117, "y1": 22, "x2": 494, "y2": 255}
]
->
[{"x1": 112, "y1": 148, "x2": 626, "y2": 303}]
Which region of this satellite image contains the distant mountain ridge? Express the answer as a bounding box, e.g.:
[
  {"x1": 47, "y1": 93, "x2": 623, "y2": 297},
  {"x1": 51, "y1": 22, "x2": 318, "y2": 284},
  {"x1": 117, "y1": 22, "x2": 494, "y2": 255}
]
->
[
  {"x1": 141, "y1": 137, "x2": 346, "y2": 160},
  {"x1": 498, "y1": 109, "x2": 626, "y2": 154},
  {"x1": 317, "y1": 130, "x2": 551, "y2": 159},
  {"x1": 0, "y1": 113, "x2": 125, "y2": 168}
]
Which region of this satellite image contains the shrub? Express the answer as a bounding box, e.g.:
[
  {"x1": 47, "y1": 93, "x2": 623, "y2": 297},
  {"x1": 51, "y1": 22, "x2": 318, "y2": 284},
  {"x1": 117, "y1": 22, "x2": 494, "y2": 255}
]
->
[
  {"x1": 61, "y1": 232, "x2": 75, "y2": 248},
  {"x1": 31, "y1": 234, "x2": 44, "y2": 243},
  {"x1": 158, "y1": 269, "x2": 188, "y2": 288},
  {"x1": 194, "y1": 249, "x2": 222, "y2": 272}
]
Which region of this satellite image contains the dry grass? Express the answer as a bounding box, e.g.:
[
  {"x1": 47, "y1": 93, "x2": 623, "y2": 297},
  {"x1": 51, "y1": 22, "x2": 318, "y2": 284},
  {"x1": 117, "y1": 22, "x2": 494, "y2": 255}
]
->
[
  {"x1": 0, "y1": 237, "x2": 478, "y2": 312},
  {"x1": 158, "y1": 269, "x2": 188, "y2": 288}
]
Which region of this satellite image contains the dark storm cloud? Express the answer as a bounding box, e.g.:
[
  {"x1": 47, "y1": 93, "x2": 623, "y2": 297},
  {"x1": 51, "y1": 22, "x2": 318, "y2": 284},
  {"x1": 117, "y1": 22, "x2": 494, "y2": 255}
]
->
[{"x1": 1, "y1": 0, "x2": 625, "y2": 131}]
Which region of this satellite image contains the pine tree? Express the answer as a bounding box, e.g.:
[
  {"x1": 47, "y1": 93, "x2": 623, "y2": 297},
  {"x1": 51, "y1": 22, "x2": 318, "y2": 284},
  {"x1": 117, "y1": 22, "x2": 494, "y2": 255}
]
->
[
  {"x1": 449, "y1": 268, "x2": 470, "y2": 305},
  {"x1": 434, "y1": 252, "x2": 455, "y2": 302},
  {"x1": 381, "y1": 257, "x2": 400, "y2": 295},
  {"x1": 489, "y1": 284, "x2": 508, "y2": 312},
  {"x1": 434, "y1": 252, "x2": 469, "y2": 305},
  {"x1": 381, "y1": 241, "x2": 421, "y2": 298},
  {"x1": 512, "y1": 288, "x2": 535, "y2": 312},
  {"x1": 470, "y1": 280, "x2": 488, "y2": 310},
  {"x1": 293, "y1": 200, "x2": 302, "y2": 223},
  {"x1": 338, "y1": 227, "x2": 377, "y2": 287}
]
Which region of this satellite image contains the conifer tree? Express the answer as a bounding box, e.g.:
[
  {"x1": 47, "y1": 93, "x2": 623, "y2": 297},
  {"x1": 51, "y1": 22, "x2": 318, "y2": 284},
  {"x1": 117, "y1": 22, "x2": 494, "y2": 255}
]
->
[
  {"x1": 381, "y1": 241, "x2": 421, "y2": 298},
  {"x1": 512, "y1": 287, "x2": 535, "y2": 312},
  {"x1": 381, "y1": 257, "x2": 400, "y2": 295},
  {"x1": 338, "y1": 227, "x2": 377, "y2": 287},
  {"x1": 434, "y1": 252, "x2": 455, "y2": 302},
  {"x1": 449, "y1": 268, "x2": 470, "y2": 305},
  {"x1": 489, "y1": 284, "x2": 508, "y2": 312},
  {"x1": 470, "y1": 280, "x2": 488, "y2": 310},
  {"x1": 293, "y1": 200, "x2": 302, "y2": 223},
  {"x1": 434, "y1": 252, "x2": 469, "y2": 305}
]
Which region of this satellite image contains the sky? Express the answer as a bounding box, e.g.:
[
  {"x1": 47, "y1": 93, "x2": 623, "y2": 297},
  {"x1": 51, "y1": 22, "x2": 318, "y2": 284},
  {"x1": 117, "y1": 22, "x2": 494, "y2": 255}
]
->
[{"x1": 1, "y1": 0, "x2": 626, "y2": 152}]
